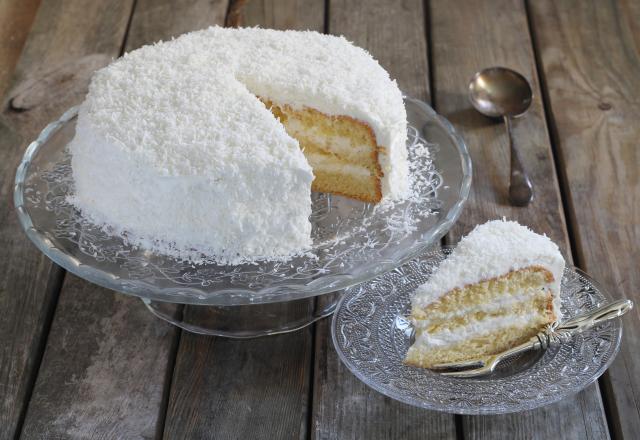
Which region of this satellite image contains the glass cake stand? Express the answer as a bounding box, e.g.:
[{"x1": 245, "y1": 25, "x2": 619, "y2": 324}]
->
[{"x1": 14, "y1": 97, "x2": 472, "y2": 337}]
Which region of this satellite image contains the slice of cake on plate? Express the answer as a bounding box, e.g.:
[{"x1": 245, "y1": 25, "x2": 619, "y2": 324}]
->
[{"x1": 404, "y1": 219, "x2": 565, "y2": 368}]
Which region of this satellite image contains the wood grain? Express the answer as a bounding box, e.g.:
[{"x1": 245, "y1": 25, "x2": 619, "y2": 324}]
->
[
  {"x1": 528, "y1": 1, "x2": 640, "y2": 438},
  {"x1": 0, "y1": 1, "x2": 133, "y2": 438},
  {"x1": 234, "y1": 0, "x2": 324, "y2": 31},
  {"x1": 1, "y1": 1, "x2": 630, "y2": 438},
  {"x1": 17, "y1": 0, "x2": 229, "y2": 438},
  {"x1": 126, "y1": 0, "x2": 228, "y2": 52},
  {"x1": 3, "y1": 0, "x2": 135, "y2": 137},
  {"x1": 162, "y1": 2, "x2": 321, "y2": 438},
  {"x1": 310, "y1": 2, "x2": 455, "y2": 439},
  {"x1": 0, "y1": 0, "x2": 41, "y2": 97},
  {"x1": 313, "y1": 321, "x2": 456, "y2": 440},
  {"x1": 429, "y1": 0, "x2": 610, "y2": 438},
  {"x1": 328, "y1": 0, "x2": 430, "y2": 101},
  {"x1": 165, "y1": 325, "x2": 312, "y2": 439},
  {"x1": 20, "y1": 276, "x2": 177, "y2": 439}
]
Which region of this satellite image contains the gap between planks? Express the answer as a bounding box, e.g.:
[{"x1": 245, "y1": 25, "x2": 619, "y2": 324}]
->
[{"x1": 522, "y1": 1, "x2": 615, "y2": 437}]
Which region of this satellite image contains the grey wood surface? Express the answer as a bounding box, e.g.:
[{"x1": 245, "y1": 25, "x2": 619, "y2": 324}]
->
[
  {"x1": 0, "y1": 1, "x2": 133, "y2": 438},
  {"x1": 20, "y1": 276, "x2": 178, "y2": 439},
  {"x1": 163, "y1": 2, "x2": 320, "y2": 438},
  {"x1": 310, "y1": 1, "x2": 456, "y2": 439},
  {"x1": 329, "y1": 0, "x2": 430, "y2": 101},
  {"x1": 126, "y1": 0, "x2": 226, "y2": 52},
  {"x1": 313, "y1": 318, "x2": 456, "y2": 440},
  {"x1": 236, "y1": 0, "x2": 324, "y2": 30},
  {"x1": 15, "y1": 0, "x2": 232, "y2": 438},
  {"x1": 1, "y1": 0, "x2": 637, "y2": 438},
  {"x1": 529, "y1": 1, "x2": 640, "y2": 438},
  {"x1": 429, "y1": 0, "x2": 610, "y2": 439},
  {"x1": 165, "y1": 324, "x2": 312, "y2": 440},
  {"x1": 0, "y1": 0, "x2": 41, "y2": 98},
  {"x1": 127, "y1": 0, "x2": 229, "y2": 54}
]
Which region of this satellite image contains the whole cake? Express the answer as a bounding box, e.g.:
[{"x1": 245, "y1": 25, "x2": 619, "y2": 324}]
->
[
  {"x1": 69, "y1": 27, "x2": 409, "y2": 263},
  {"x1": 404, "y1": 220, "x2": 565, "y2": 368}
]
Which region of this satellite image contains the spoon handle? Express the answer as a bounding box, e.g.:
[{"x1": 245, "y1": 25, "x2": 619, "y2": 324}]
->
[{"x1": 505, "y1": 116, "x2": 534, "y2": 206}]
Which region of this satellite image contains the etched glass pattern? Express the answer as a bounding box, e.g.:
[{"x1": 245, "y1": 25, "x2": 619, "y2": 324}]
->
[
  {"x1": 332, "y1": 248, "x2": 623, "y2": 414},
  {"x1": 14, "y1": 98, "x2": 471, "y2": 305}
]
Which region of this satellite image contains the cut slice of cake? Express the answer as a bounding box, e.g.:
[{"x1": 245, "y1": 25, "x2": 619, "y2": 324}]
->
[{"x1": 404, "y1": 219, "x2": 565, "y2": 369}]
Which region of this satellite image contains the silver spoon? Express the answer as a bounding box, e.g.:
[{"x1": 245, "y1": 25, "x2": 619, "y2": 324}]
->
[{"x1": 468, "y1": 67, "x2": 534, "y2": 206}]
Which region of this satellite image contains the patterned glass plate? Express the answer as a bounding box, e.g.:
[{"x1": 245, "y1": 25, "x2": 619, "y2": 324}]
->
[
  {"x1": 332, "y1": 247, "x2": 623, "y2": 414},
  {"x1": 14, "y1": 98, "x2": 471, "y2": 306}
]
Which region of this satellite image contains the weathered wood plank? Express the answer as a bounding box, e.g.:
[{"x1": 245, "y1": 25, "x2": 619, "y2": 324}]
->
[
  {"x1": 429, "y1": 0, "x2": 610, "y2": 438},
  {"x1": 126, "y1": 0, "x2": 228, "y2": 54},
  {"x1": 310, "y1": 2, "x2": 456, "y2": 439},
  {"x1": 328, "y1": 0, "x2": 430, "y2": 101},
  {"x1": 0, "y1": 200, "x2": 62, "y2": 439},
  {"x1": 20, "y1": 276, "x2": 177, "y2": 439},
  {"x1": 0, "y1": 1, "x2": 133, "y2": 438},
  {"x1": 3, "y1": 0, "x2": 135, "y2": 135},
  {"x1": 163, "y1": 2, "x2": 321, "y2": 438},
  {"x1": 234, "y1": 0, "x2": 324, "y2": 31},
  {"x1": 165, "y1": 324, "x2": 313, "y2": 439},
  {"x1": 125, "y1": 0, "x2": 226, "y2": 52},
  {"x1": 313, "y1": 317, "x2": 456, "y2": 440},
  {"x1": 17, "y1": 1, "x2": 234, "y2": 438},
  {"x1": 0, "y1": 0, "x2": 41, "y2": 97},
  {"x1": 528, "y1": 1, "x2": 640, "y2": 438}
]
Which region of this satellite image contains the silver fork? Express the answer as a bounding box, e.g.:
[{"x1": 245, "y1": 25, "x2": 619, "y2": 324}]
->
[{"x1": 429, "y1": 299, "x2": 634, "y2": 378}]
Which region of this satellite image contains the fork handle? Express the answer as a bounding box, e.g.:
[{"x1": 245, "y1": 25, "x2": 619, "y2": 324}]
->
[
  {"x1": 555, "y1": 299, "x2": 633, "y2": 335},
  {"x1": 496, "y1": 336, "x2": 542, "y2": 361}
]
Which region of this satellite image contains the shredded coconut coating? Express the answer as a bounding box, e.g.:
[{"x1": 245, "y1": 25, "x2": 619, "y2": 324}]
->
[
  {"x1": 69, "y1": 26, "x2": 408, "y2": 263},
  {"x1": 412, "y1": 220, "x2": 566, "y2": 316}
]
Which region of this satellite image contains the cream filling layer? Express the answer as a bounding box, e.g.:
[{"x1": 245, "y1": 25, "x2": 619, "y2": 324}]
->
[
  {"x1": 284, "y1": 119, "x2": 373, "y2": 158},
  {"x1": 412, "y1": 286, "x2": 552, "y2": 330},
  {"x1": 305, "y1": 152, "x2": 373, "y2": 177},
  {"x1": 413, "y1": 310, "x2": 544, "y2": 348}
]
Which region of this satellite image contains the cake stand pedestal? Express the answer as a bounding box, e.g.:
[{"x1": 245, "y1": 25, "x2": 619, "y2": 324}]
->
[{"x1": 141, "y1": 291, "x2": 341, "y2": 338}]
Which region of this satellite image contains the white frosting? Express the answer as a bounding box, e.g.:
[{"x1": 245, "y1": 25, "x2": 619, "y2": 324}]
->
[
  {"x1": 412, "y1": 219, "x2": 565, "y2": 316},
  {"x1": 69, "y1": 26, "x2": 408, "y2": 262}
]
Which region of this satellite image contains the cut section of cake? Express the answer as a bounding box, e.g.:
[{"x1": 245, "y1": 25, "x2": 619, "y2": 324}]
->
[
  {"x1": 404, "y1": 220, "x2": 565, "y2": 369},
  {"x1": 262, "y1": 99, "x2": 384, "y2": 202}
]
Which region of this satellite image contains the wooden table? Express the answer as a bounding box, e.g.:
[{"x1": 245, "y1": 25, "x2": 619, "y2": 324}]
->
[{"x1": 1, "y1": 0, "x2": 638, "y2": 438}]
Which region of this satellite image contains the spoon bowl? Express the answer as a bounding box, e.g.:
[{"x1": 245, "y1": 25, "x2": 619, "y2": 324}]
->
[
  {"x1": 469, "y1": 67, "x2": 533, "y2": 118},
  {"x1": 468, "y1": 67, "x2": 535, "y2": 206}
]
